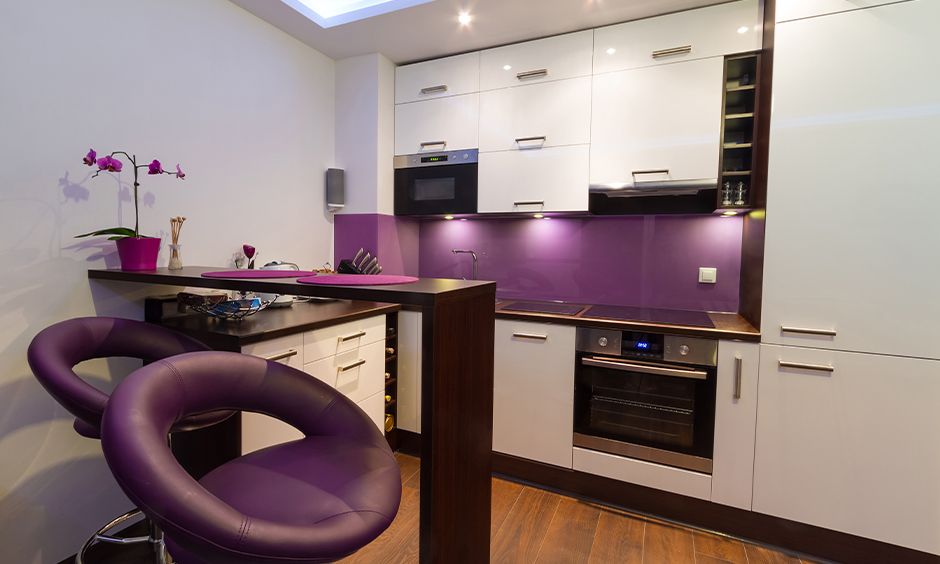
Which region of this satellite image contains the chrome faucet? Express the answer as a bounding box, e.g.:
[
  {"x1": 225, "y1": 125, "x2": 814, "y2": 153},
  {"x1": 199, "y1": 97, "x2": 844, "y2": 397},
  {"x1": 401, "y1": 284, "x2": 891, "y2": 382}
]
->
[{"x1": 452, "y1": 249, "x2": 478, "y2": 280}]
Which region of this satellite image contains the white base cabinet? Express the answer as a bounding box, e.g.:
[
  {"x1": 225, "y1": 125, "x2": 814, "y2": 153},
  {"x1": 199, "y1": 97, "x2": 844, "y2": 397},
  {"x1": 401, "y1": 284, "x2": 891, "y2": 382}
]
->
[
  {"x1": 493, "y1": 320, "x2": 575, "y2": 468},
  {"x1": 753, "y1": 344, "x2": 940, "y2": 555},
  {"x1": 711, "y1": 341, "x2": 759, "y2": 510}
]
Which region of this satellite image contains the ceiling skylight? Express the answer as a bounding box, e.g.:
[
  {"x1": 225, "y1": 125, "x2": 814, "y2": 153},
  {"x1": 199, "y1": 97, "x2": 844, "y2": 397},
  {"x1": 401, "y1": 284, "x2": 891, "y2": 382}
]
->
[{"x1": 281, "y1": 0, "x2": 438, "y2": 28}]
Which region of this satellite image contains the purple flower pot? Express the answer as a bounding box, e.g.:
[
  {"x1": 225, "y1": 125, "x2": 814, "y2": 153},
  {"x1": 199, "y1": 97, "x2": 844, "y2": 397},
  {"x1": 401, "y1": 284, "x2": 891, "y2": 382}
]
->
[{"x1": 115, "y1": 237, "x2": 161, "y2": 271}]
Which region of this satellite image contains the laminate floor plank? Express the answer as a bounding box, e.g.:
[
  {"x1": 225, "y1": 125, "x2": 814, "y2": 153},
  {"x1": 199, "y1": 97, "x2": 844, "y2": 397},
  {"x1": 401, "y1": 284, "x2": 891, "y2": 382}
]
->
[
  {"x1": 745, "y1": 544, "x2": 803, "y2": 564},
  {"x1": 337, "y1": 486, "x2": 420, "y2": 564},
  {"x1": 643, "y1": 520, "x2": 696, "y2": 564},
  {"x1": 587, "y1": 508, "x2": 645, "y2": 564},
  {"x1": 491, "y1": 477, "x2": 525, "y2": 539},
  {"x1": 490, "y1": 486, "x2": 562, "y2": 564},
  {"x1": 693, "y1": 531, "x2": 748, "y2": 564},
  {"x1": 695, "y1": 554, "x2": 742, "y2": 564},
  {"x1": 534, "y1": 497, "x2": 601, "y2": 564},
  {"x1": 394, "y1": 452, "x2": 420, "y2": 486}
]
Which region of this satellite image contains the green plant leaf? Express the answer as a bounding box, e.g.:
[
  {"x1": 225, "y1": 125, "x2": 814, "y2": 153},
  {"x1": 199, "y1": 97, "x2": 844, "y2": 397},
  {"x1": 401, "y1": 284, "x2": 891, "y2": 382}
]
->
[{"x1": 74, "y1": 227, "x2": 137, "y2": 239}]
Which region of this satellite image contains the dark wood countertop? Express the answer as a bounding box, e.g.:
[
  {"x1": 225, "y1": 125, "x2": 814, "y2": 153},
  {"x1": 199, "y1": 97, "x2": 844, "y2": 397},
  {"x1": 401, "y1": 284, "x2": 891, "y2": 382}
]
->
[
  {"x1": 494, "y1": 299, "x2": 760, "y2": 342},
  {"x1": 153, "y1": 300, "x2": 401, "y2": 350}
]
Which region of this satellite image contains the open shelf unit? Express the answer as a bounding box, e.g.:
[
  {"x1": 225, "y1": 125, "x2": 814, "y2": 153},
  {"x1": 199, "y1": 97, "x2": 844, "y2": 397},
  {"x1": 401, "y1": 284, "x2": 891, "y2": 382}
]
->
[{"x1": 717, "y1": 52, "x2": 761, "y2": 211}]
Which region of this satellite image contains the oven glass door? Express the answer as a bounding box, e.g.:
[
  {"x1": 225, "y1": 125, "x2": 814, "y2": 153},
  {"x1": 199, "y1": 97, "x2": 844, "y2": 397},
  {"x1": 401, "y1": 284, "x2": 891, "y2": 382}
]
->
[
  {"x1": 394, "y1": 162, "x2": 477, "y2": 216},
  {"x1": 574, "y1": 354, "x2": 716, "y2": 469}
]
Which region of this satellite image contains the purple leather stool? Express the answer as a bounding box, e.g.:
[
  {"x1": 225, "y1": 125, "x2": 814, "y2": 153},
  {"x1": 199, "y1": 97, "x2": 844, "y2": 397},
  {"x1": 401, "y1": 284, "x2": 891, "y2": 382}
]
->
[
  {"x1": 27, "y1": 317, "x2": 234, "y2": 563},
  {"x1": 101, "y1": 351, "x2": 402, "y2": 564}
]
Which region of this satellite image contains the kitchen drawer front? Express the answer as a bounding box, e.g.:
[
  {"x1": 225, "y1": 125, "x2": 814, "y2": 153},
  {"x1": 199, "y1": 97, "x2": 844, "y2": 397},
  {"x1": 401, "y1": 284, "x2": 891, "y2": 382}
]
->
[
  {"x1": 478, "y1": 144, "x2": 589, "y2": 213},
  {"x1": 241, "y1": 334, "x2": 304, "y2": 368},
  {"x1": 590, "y1": 57, "x2": 722, "y2": 186},
  {"x1": 480, "y1": 30, "x2": 594, "y2": 90},
  {"x1": 395, "y1": 51, "x2": 480, "y2": 104},
  {"x1": 394, "y1": 93, "x2": 480, "y2": 155},
  {"x1": 358, "y1": 390, "x2": 386, "y2": 433},
  {"x1": 573, "y1": 447, "x2": 712, "y2": 500},
  {"x1": 303, "y1": 340, "x2": 385, "y2": 405},
  {"x1": 303, "y1": 314, "x2": 386, "y2": 364},
  {"x1": 753, "y1": 345, "x2": 940, "y2": 555},
  {"x1": 593, "y1": 0, "x2": 760, "y2": 75},
  {"x1": 479, "y1": 76, "x2": 592, "y2": 152},
  {"x1": 776, "y1": 0, "x2": 903, "y2": 22},
  {"x1": 241, "y1": 334, "x2": 305, "y2": 455}
]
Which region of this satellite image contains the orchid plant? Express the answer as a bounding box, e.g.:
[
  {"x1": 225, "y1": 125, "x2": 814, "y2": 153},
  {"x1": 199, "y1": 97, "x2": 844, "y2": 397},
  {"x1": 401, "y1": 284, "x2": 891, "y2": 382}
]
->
[{"x1": 75, "y1": 149, "x2": 185, "y2": 240}]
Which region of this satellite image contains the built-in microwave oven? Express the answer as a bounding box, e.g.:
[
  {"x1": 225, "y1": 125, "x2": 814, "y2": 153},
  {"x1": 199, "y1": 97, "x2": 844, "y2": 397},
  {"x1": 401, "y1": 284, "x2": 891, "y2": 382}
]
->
[{"x1": 393, "y1": 149, "x2": 478, "y2": 216}]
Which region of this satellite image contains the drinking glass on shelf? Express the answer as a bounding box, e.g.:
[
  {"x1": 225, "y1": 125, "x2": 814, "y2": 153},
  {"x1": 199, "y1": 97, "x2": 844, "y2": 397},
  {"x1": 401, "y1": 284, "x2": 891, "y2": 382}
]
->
[
  {"x1": 734, "y1": 182, "x2": 748, "y2": 206},
  {"x1": 722, "y1": 182, "x2": 733, "y2": 206}
]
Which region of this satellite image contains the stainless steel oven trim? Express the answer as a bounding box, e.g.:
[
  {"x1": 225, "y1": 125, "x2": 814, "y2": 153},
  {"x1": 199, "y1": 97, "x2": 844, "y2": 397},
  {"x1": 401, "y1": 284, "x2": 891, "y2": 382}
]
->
[
  {"x1": 393, "y1": 149, "x2": 479, "y2": 169},
  {"x1": 574, "y1": 433, "x2": 713, "y2": 474},
  {"x1": 581, "y1": 356, "x2": 708, "y2": 380}
]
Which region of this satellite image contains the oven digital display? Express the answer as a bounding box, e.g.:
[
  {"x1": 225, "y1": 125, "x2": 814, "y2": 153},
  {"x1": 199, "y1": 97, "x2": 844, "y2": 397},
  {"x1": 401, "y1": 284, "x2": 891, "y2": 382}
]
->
[
  {"x1": 623, "y1": 332, "x2": 663, "y2": 357},
  {"x1": 421, "y1": 155, "x2": 448, "y2": 163}
]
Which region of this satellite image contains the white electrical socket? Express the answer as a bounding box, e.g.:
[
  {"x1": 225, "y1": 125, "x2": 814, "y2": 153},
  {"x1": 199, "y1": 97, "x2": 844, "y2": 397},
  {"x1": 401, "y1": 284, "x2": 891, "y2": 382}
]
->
[{"x1": 699, "y1": 267, "x2": 717, "y2": 284}]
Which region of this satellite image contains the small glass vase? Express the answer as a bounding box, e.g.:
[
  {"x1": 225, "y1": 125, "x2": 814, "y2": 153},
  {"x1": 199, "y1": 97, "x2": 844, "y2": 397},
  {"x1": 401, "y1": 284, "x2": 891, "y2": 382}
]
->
[{"x1": 168, "y1": 244, "x2": 183, "y2": 270}]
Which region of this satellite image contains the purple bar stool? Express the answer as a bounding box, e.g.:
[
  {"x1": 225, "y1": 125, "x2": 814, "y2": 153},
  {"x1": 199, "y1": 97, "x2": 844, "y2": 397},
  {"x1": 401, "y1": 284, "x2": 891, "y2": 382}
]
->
[
  {"x1": 100, "y1": 350, "x2": 402, "y2": 564},
  {"x1": 27, "y1": 317, "x2": 234, "y2": 563}
]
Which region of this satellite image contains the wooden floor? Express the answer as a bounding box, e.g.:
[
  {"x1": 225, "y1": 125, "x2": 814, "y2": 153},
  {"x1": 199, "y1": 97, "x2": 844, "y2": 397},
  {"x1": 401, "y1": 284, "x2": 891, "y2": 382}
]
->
[{"x1": 339, "y1": 452, "x2": 834, "y2": 564}]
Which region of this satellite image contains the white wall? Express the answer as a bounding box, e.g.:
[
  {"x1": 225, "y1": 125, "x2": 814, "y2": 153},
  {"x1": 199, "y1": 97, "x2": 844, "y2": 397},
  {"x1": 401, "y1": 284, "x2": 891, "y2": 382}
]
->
[
  {"x1": 0, "y1": 0, "x2": 335, "y2": 561},
  {"x1": 335, "y1": 53, "x2": 396, "y2": 215}
]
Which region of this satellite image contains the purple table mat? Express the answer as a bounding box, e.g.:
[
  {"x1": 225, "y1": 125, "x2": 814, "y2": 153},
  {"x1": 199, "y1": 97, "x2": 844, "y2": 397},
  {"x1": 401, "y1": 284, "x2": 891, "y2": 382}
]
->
[
  {"x1": 202, "y1": 270, "x2": 318, "y2": 278},
  {"x1": 297, "y1": 274, "x2": 418, "y2": 286}
]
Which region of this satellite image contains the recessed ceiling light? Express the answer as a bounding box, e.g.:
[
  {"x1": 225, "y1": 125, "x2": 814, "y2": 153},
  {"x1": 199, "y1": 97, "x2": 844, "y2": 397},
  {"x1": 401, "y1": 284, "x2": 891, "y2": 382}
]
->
[
  {"x1": 281, "y1": 0, "x2": 438, "y2": 28},
  {"x1": 737, "y1": 26, "x2": 749, "y2": 34},
  {"x1": 533, "y1": 214, "x2": 544, "y2": 219},
  {"x1": 606, "y1": 48, "x2": 616, "y2": 55},
  {"x1": 458, "y1": 13, "x2": 472, "y2": 24},
  {"x1": 503, "y1": 65, "x2": 512, "y2": 70},
  {"x1": 722, "y1": 210, "x2": 738, "y2": 216},
  {"x1": 444, "y1": 215, "x2": 454, "y2": 220}
]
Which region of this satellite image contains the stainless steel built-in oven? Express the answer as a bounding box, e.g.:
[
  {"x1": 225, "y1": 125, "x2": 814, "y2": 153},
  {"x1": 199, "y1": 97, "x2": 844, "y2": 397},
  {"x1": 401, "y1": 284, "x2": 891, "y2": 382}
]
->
[
  {"x1": 574, "y1": 327, "x2": 718, "y2": 474},
  {"x1": 393, "y1": 149, "x2": 478, "y2": 216}
]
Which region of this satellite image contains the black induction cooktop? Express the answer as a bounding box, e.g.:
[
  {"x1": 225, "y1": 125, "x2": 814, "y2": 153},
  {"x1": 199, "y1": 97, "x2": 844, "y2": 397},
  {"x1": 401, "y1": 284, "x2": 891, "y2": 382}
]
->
[
  {"x1": 500, "y1": 302, "x2": 586, "y2": 316},
  {"x1": 585, "y1": 305, "x2": 714, "y2": 328}
]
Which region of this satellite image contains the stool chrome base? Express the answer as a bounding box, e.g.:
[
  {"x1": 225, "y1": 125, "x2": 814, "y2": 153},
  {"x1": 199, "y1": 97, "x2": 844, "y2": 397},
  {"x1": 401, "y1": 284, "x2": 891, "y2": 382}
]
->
[{"x1": 76, "y1": 509, "x2": 171, "y2": 564}]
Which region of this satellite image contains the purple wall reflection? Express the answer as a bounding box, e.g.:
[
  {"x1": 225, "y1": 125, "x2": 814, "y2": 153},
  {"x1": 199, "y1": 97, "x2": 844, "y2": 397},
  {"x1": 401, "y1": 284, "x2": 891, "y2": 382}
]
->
[{"x1": 335, "y1": 214, "x2": 743, "y2": 312}]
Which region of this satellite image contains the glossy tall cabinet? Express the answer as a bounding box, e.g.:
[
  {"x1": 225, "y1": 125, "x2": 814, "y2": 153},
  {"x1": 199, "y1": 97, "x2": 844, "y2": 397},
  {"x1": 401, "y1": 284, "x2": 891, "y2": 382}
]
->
[{"x1": 755, "y1": 1, "x2": 940, "y2": 555}]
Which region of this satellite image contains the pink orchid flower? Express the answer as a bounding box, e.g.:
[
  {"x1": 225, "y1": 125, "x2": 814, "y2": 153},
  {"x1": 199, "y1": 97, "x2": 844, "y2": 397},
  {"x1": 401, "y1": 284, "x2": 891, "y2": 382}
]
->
[
  {"x1": 96, "y1": 155, "x2": 122, "y2": 172},
  {"x1": 148, "y1": 159, "x2": 163, "y2": 175},
  {"x1": 176, "y1": 164, "x2": 185, "y2": 179},
  {"x1": 83, "y1": 149, "x2": 97, "y2": 166}
]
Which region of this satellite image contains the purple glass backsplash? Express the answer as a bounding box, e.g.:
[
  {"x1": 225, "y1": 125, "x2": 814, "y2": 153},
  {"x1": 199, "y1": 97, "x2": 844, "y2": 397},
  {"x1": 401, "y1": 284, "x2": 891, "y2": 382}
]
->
[
  {"x1": 335, "y1": 213, "x2": 743, "y2": 312},
  {"x1": 419, "y1": 215, "x2": 743, "y2": 312}
]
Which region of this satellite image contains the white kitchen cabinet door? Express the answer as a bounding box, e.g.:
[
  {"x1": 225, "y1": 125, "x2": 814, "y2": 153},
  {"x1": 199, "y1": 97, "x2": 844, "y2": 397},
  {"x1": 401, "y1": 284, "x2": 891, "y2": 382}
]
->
[
  {"x1": 478, "y1": 145, "x2": 589, "y2": 213},
  {"x1": 775, "y1": 0, "x2": 904, "y2": 22},
  {"x1": 302, "y1": 314, "x2": 386, "y2": 364},
  {"x1": 710, "y1": 341, "x2": 759, "y2": 511},
  {"x1": 394, "y1": 93, "x2": 480, "y2": 155},
  {"x1": 358, "y1": 390, "x2": 386, "y2": 434},
  {"x1": 480, "y1": 30, "x2": 594, "y2": 91},
  {"x1": 753, "y1": 345, "x2": 940, "y2": 555},
  {"x1": 396, "y1": 310, "x2": 422, "y2": 434},
  {"x1": 592, "y1": 0, "x2": 759, "y2": 75},
  {"x1": 241, "y1": 335, "x2": 305, "y2": 455},
  {"x1": 479, "y1": 77, "x2": 592, "y2": 153},
  {"x1": 761, "y1": 1, "x2": 940, "y2": 360},
  {"x1": 493, "y1": 321, "x2": 576, "y2": 468},
  {"x1": 590, "y1": 57, "x2": 723, "y2": 186},
  {"x1": 395, "y1": 51, "x2": 479, "y2": 104},
  {"x1": 303, "y1": 340, "x2": 385, "y2": 405}
]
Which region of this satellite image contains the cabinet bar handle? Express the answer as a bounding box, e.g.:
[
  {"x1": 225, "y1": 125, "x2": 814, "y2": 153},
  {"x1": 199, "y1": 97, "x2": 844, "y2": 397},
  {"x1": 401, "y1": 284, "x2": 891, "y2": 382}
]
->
[
  {"x1": 339, "y1": 331, "x2": 367, "y2": 342},
  {"x1": 513, "y1": 200, "x2": 545, "y2": 207},
  {"x1": 420, "y1": 85, "x2": 448, "y2": 94},
  {"x1": 515, "y1": 136, "x2": 547, "y2": 144},
  {"x1": 512, "y1": 332, "x2": 548, "y2": 341},
  {"x1": 582, "y1": 357, "x2": 708, "y2": 380},
  {"x1": 420, "y1": 141, "x2": 447, "y2": 148},
  {"x1": 632, "y1": 169, "x2": 669, "y2": 177},
  {"x1": 652, "y1": 45, "x2": 692, "y2": 59},
  {"x1": 733, "y1": 357, "x2": 742, "y2": 400},
  {"x1": 780, "y1": 326, "x2": 837, "y2": 337},
  {"x1": 265, "y1": 350, "x2": 298, "y2": 362},
  {"x1": 778, "y1": 360, "x2": 834, "y2": 373},
  {"x1": 339, "y1": 359, "x2": 366, "y2": 372},
  {"x1": 516, "y1": 69, "x2": 548, "y2": 80}
]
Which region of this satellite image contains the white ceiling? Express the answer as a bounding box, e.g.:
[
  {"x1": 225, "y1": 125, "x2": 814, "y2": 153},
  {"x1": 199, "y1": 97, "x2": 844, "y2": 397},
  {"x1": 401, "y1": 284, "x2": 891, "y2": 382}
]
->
[{"x1": 227, "y1": 0, "x2": 732, "y2": 65}]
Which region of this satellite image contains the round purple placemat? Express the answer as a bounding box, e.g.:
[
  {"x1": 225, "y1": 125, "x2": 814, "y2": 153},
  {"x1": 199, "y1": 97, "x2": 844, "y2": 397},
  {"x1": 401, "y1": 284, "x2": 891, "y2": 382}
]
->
[
  {"x1": 297, "y1": 274, "x2": 419, "y2": 286},
  {"x1": 202, "y1": 270, "x2": 318, "y2": 279}
]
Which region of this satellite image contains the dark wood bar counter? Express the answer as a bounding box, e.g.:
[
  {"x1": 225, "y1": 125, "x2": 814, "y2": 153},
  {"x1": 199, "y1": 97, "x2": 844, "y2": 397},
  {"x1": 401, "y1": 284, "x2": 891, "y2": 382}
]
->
[{"x1": 89, "y1": 267, "x2": 497, "y2": 564}]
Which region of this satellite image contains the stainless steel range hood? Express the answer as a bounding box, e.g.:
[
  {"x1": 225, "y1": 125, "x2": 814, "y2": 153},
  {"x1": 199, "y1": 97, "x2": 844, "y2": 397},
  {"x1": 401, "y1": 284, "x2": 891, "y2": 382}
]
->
[{"x1": 589, "y1": 178, "x2": 718, "y2": 215}]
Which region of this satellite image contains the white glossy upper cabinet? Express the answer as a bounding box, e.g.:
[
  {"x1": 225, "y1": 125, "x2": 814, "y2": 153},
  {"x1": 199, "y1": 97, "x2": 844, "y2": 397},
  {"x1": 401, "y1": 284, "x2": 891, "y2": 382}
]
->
[
  {"x1": 590, "y1": 57, "x2": 723, "y2": 186},
  {"x1": 479, "y1": 77, "x2": 591, "y2": 152},
  {"x1": 478, "y1": 145, "x2": 589, "y2": 213},
  {"x1": 776, "y1": 0, "x2": 902, "y2": 22},
  {"x1": 593, "y1": 0, "x2": 760, "y2": 75},
  {"x1": 394, "y1": 93, "x2": 480, "y2": 155},
  {"x1": 480, "y1": 30, "x2": 593, "y2": 91},
  {"x1": 395, "y1": 51, "x2": 479, "y2": 104},
  {"x1": 761, "y1": 1, "x2": 940, "y2": 360}
]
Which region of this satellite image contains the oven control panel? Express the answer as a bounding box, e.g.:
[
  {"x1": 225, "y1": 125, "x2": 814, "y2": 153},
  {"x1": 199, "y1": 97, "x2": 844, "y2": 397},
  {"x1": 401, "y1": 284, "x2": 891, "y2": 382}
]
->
[{"x1": 577, "y1": 327, "x2": 717, "y2": 367}]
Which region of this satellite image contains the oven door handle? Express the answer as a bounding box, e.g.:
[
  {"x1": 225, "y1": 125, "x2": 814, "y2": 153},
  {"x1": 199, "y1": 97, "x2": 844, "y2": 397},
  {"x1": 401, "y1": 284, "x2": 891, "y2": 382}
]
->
[{"x1": 581, "y1": 357, "x2": 708, "y2": 380}]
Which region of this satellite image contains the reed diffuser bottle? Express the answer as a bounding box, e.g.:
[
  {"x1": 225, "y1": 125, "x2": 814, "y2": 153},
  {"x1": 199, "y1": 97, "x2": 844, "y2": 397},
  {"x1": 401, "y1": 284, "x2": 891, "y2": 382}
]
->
[{"x1": 168, "y1": 216, "x2": 185, "y2": 270}]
